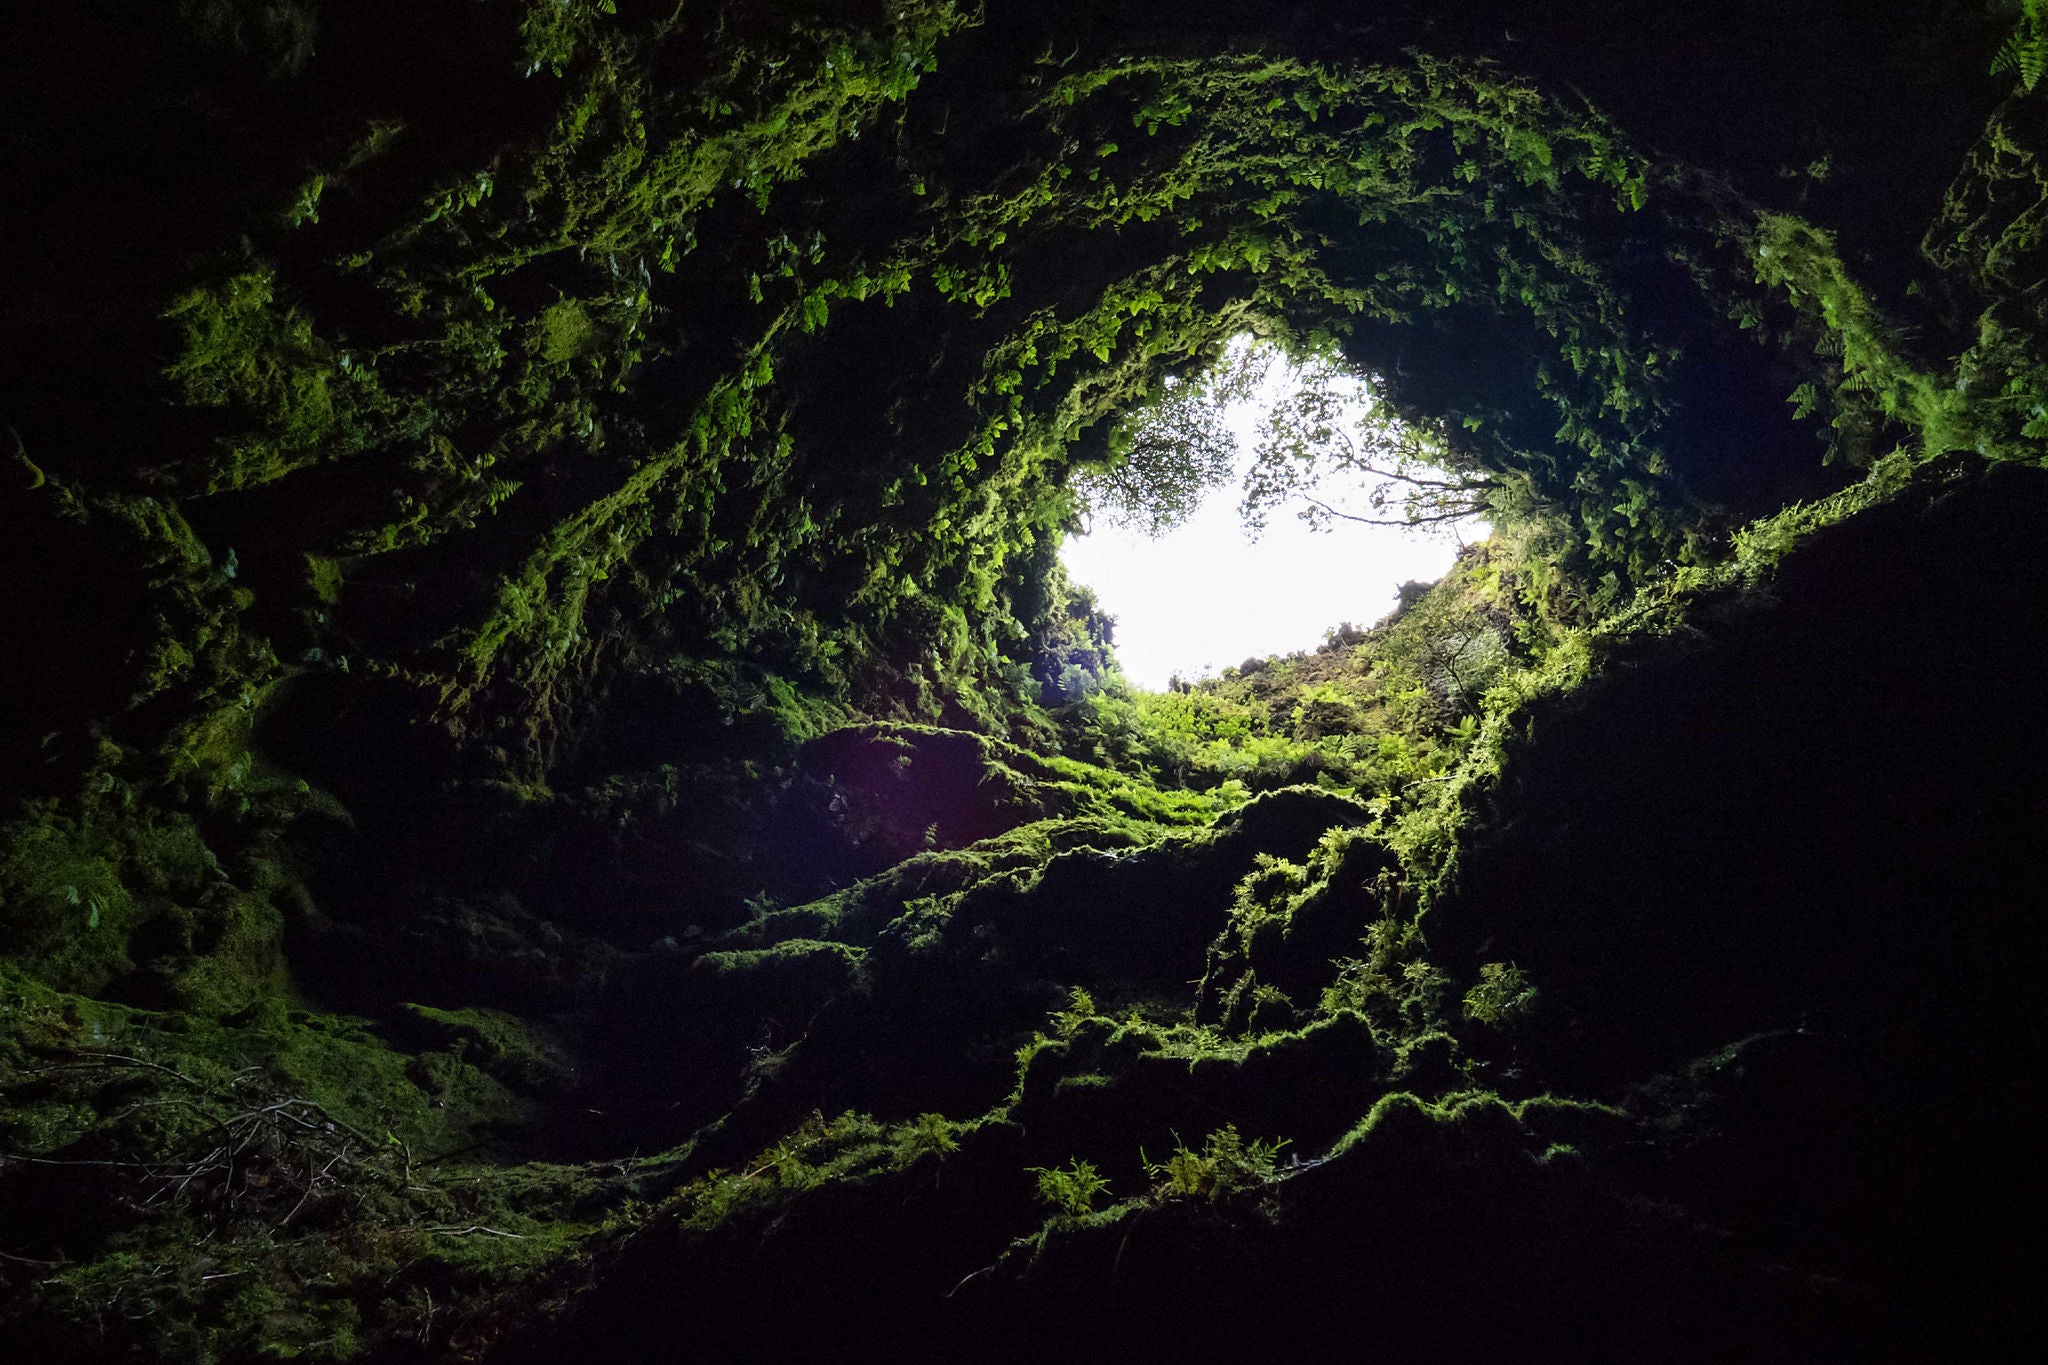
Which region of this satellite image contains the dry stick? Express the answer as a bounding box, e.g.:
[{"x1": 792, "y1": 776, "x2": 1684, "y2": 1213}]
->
[
  {"x1": 105, "y1": 1095, "x2": 211, "y2": 1124},
  {"x1": 278, "y1": 1098, "x2": 382, "y2": 1152},
  {"x1": 944, "y1": 1263, "x2": 995, "y2": 1299},
  {"x1": 6, "y1": 1096, "x2": 384, "y2": 1235},
  {"x1": 281, "y1": 1151, "x2": 322, "y2": 1228},
  {"x1": 54, "y1": 1051, "x2": 204, "y2": 1088},
  {"x1": 167, "y1": 1144, "x2": 231, "y2": 1203},
  {"x1": 12, "y1": 1053, "x2": 409, "y2": 1221},
  {"x1": 0, "y1": 1151, "x2": 163, "y2": 1170}
]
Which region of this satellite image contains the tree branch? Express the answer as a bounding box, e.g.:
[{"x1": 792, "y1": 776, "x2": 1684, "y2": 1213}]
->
[
  {"x1": 1302, "y1": 495, "x2": 1482, "y2": 527},
  {"x1": 1344, "y1": 462, "x2": 1492, "y2": 492}
]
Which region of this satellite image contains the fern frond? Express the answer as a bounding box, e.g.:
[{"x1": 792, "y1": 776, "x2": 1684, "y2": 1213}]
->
[{"x1": 1993, "y1": 32, "x2": 2048, "y2": 91}]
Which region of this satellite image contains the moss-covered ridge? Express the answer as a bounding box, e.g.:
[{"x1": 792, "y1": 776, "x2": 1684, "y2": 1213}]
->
[
  {"x1": 7, "y1": 444, "x2": 2046, "y2": 1360},
  {"x1": 510, "y1": 457, "x2": 2048, "y2": 1363}
]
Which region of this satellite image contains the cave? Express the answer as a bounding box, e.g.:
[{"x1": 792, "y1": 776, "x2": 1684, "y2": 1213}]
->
[{"x1": 3, "y1": 1, "x2": 2046, "y2": 1359}]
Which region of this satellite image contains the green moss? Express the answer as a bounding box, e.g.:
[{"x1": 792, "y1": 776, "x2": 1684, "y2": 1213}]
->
[
  {"x1": 305, "y1": 552, "x2": 346, "y2": 606},
  {"x1": 533, "y1": 298, "x2": 601, "y2": 365},
  {"x1": 151, "y1": 889, "x2": 285, "y2": 1013},
  {"x1": 395, "y1": 1004, "x2": 570, "y2": 1093},
  {"x1": 78, "y1": 7, "x2": 1837, "y2": 780},
  {"x1": 0, "y1": 815, "x2": 138, "y2": 993},
  {"x1": 1140, "y1": 1123, "x2": 1290, "y2": 1200},
  {"x1": 161, "y1": 268, "x2": 369, "y2": 492},
  {"x1": 660, "y1": 1109, "x2": 909, "y2": 1234},
  {"x1": 1327, "y1": 1089, "x2": 1515, "y2": 1160},
  {"x1": 0, "y1": 957, "x2": 673, "y2": 1360},
  {"x1": 697, "y1": 938, "x2": 866, "y2": 994}
]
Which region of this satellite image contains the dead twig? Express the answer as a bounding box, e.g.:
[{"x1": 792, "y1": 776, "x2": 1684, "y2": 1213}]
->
[
  {"x1": 0, "y1": 1151, "x2": 166, "y2": 1171},
  {"x1": 944, "y1": 1263, "x2": 996, "y2": 1299},
  {"x1": 48, "y1": 1050, "x2": 204, "y2": 1088}
]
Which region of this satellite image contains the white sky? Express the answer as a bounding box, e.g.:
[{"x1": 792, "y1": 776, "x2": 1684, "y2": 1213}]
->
[{"x1": 1061, "y1": 367, "x2": 1483, "y2": 691}]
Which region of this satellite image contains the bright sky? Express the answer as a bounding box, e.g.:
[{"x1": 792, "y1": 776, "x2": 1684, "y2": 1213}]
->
[{"x1": 1061, "y1": 367, "x2": 1483, "y2": 691}]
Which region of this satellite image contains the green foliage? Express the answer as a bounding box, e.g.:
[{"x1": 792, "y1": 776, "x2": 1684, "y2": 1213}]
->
[
  {"x1": 1030, "y1": 1157, "x2": 1111, "y2": 1216},
  {"x1": 944, "y1": 48, "x2": 1715, "y2": 595},
  {"x1": 1290, "y1": 682, "x2": 1363, "y2": 741},
  {"x1": 891, "y1": 1112, "x2": 960, "y2": 1165},
  {"x1": 1050, "y1": 986, "x2": 1099, "y2": 1037},
  {"x1": 1142, "y1": 1124, "x2": 1289, "y2": 1200},
  {"x1": 1060, "y1": 549, "x2": 1522, "y2": 803},
  {"x1": 0, "y1": 813, "x2": 139, "y2": 992},
  {"x1": 1071, "y1": 369, "x2": 1240, "y2": 536},
  {"x1": 665, "y1": 1111, "x2": 908, "y2": 1235},
  {"x1": 135, "y1": 0, "x2": 995, "y2": 758},
  {"x1": 1026, "y1": 563, "x2": 1120, "y2": 707},
  {"x1": 1236, "y1": 342, "x2": 1492, "y2": 535},
  {"x1": 1064, "y1": 680, "x2": 1316, "y2": 791},
  {"x1": 1751, "y1": 221, "x2": 1927, "y2": 429},
  {"x1": 1994, "y1": 0, "x2": 2048, "y2": 91},
  {"x1": 1320, "y1": 916, "x2": 1417, "y2": 1014},
  {"x1": 162, "y1": 268, "x2": 368, "y2": 491},
  {"x1": 0, "y1": 783, "x2": 295, "y2": 1011},
  {"x1": 397, "y1": 1004, "x2": 570, "y2": 1093},
  {"x1": 0, "y1": 962, "x2": 644, "y2": 1361},
  {"x1": 31, "y1": 0, "x2": 1894, "y2": 805},
  {"x1": 1462, "y1": 962, "x2": 1537, "y2": 1025},
  {"x1": 1374, "y1": 574, "x2": 1515, "y2": 719}
]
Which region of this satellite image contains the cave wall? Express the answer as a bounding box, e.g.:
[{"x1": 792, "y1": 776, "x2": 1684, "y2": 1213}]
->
[{"x1": 4, "y1": 2, "x2": 2047, "y2": 1359}]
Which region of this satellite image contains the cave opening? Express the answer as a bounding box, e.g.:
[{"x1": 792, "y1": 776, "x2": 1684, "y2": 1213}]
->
[{"x1": 1059, "y1": 337, "x2": 1484, "y2": 688}]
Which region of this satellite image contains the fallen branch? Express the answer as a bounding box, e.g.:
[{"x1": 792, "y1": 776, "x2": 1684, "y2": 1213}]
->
[{"x1": 34, "y1": 1051, "x2": 203, "y2": 1088}]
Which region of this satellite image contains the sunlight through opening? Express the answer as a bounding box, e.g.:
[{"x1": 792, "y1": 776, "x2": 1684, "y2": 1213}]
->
[{"x1": 1062, "y1": 340, "x2": 1489, "y2": 691}]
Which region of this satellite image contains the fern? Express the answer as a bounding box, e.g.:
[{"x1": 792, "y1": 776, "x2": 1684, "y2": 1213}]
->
[{"x1": 1993, "y1": 0, "x2": 2048, "y2": 92}]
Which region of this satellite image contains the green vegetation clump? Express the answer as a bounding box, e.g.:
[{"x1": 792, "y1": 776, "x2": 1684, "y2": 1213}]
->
[
  {"x1": 0, "y1": 962, "x2": 680, "y2": 1362},
  {"x1": 1142, "y1": 1125, "x2": 1290, "y2": 1200},
  {"x1": 1030, "y1": 1157, "x2": 1111, "y2": 1216},
  {"x1": 1462, "y1": 962, "x2": 1537, "y2": 1026},
  {"x1": 1058, "y1": 546, "x2": 1526, "y2": 799}
]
